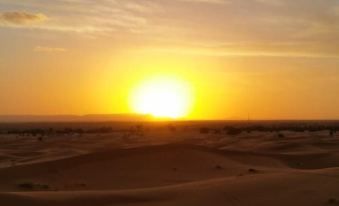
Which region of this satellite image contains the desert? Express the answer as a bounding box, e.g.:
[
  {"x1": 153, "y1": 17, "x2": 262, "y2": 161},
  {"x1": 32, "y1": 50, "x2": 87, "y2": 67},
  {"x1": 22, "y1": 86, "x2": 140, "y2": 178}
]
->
[{"x1": 0, "y1": 121, "x2": 338, "y2": 206}]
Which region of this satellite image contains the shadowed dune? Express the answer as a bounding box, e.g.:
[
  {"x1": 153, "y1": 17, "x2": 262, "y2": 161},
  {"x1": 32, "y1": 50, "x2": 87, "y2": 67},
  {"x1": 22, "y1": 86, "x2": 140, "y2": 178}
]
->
[
  {"x1": 0, "y1": 129, "x2": 339, "y2": 206},
  {"x1": 1, "y1": 169, "x2": 339, "y2": 206}
]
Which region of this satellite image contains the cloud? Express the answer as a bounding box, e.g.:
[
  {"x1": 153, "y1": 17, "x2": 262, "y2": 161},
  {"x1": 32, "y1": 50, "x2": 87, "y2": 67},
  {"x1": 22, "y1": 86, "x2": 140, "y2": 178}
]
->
[
  {"x1": 178, "y1": 0, "x2": 230, "y2": 4},
  {"x1": 254, "y1": 0, "x2": 283, "y2": 6},
  {"x1": 33, "y1": 46, "x2": 67, "y2": 53},
  {"x1": 141, "y1": 45, "x2": 339, "y2": 59},
  {"x1": 0, "y1": 0, "x2": 338, "y2": 58},
  {"x1": 0, "y1": 1, "x2": 155, "y2": 34},
  {"x1": 0, "y1": 11, "x2": 47, "y2": 26}
]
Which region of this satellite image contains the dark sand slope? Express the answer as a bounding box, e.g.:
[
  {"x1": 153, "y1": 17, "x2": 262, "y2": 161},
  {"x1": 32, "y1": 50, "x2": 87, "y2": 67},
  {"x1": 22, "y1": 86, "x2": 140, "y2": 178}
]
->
[
  {"x1": 0, "y1": 144, "x2": 339, "y2": 206},
  {"x1": 1, "y1": 171, "x2": 339, "y2": 206},
  {"x1": 0, "y1": 145, "x2": 281, "y2": 191}
]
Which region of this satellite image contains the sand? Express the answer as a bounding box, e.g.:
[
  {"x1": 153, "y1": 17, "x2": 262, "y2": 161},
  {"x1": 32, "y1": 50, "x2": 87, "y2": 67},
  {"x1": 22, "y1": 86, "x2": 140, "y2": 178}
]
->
[{"x1": 0, "y1": 126, "x2": 339, "y2": 206}]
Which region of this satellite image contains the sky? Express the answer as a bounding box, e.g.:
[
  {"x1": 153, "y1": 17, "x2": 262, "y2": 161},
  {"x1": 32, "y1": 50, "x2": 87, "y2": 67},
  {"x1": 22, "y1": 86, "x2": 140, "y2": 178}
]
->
[{"x1": 0, "y1": 0, "x2": 339, "y2": 120}]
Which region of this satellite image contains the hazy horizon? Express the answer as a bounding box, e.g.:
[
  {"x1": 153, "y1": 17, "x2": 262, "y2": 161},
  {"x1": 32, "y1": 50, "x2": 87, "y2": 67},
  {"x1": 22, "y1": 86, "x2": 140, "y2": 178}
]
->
[{"x1": 0, "y1": 114, "x2": 339, "y2": 122}]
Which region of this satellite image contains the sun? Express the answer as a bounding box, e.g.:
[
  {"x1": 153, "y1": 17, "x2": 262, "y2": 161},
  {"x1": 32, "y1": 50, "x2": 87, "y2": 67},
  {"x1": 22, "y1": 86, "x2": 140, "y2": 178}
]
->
[{"x1": 130, "y1": 76, "x2": 193, "y2": 119}]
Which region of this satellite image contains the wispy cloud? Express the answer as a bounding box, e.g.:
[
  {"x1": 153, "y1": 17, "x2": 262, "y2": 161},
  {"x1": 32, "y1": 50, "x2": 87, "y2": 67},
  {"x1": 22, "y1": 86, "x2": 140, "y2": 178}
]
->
[
  {"x1": 254, "y1": 0, "x2": 283, "y2": 6},
  {"x1": 0, "y1": 11, "x2": 47, "y2": 26},
  {"x1": 34, "y1": 46, "x2": 67, "y2": 53},
  {"x1": 141, "y1": 45, "x2": 339, "y2": 59},
  {"x1": 0, "y1": 1, "x2": 155, "y2": 34},
  {"x1": 0, "y1": 0, "x2": 338, "y2": 58},
  {"x1": 177, "y1": 0, "x2": 230, "y2": 4}
]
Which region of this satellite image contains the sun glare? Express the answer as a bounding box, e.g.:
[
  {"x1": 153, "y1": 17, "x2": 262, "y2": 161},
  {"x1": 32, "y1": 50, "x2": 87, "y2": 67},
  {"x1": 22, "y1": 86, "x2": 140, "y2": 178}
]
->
[{"x1": 130, "y1": 77, "x2": 193, "y2": 119}]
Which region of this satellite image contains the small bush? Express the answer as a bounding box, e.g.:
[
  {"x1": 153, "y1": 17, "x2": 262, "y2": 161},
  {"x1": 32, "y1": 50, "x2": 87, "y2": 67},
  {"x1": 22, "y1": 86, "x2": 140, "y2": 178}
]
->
[
  {"x1": 278, "y1": 133, "x2": 285, "y2": 138},
  {"x1": 18, "y1": 182, "x2": 34, "y2": 190},
  {"x1": 224, "y1": 127, "x2": 242, "y2": 136},
  {"x1": 215, "y1": 165, "x2": 223, "y2": 170},
  {"x1": 199, "y1": 127, "x2": 210, "y2": 134},
  {"x1": 248, "y1": 168, "x2": 258, "y2": 173},
  {"x1": 328, "y1": 198, "x2": 337, "y2": 204},
  {"x1": 17, "y1": 181, "x2": 49, "y2": 190},
  {"x1": 330, "y1": 130, "x2": 335, "y2": 137}
]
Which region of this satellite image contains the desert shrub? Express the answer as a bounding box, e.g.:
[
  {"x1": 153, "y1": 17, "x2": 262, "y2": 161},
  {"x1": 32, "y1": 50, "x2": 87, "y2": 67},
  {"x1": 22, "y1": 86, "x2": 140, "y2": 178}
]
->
[
  {"x1": 17, "y1": 181, "x2": 49, "y2": 190},
  {"x1": 215, "y1": 165, "x2": 223, "y2": 170},
  {"x1": 18, "y1": 182, "x2": 34, "y2": 190},
  {"x1": 328, "y1": 198, "x2": 337, "y2": 204},
  {"x1": 278, "y1": 133, "x2": 285, "y2": 138},
  {"x1": 248, "y1": 168, "x2": 258, "y2": 173},
  {"x1": 91, "y1": 127, "x2": 113, "y2": 133},
  {"x1": 330, "y1": 130, "x2": 335, "y2": 136},
  {"x1": 226, "y1": 128, "x2": 242, "y2": 136},
  {"x1": 223, "y1": 126, "x2": 243, "y2": 135},
  {"x1": 199, "y1": 127, "x2": 210, "y2": 134}
]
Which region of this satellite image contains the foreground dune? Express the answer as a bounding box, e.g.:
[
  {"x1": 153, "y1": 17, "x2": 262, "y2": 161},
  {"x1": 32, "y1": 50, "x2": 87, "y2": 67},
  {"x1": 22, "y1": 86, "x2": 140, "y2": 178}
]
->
[{"x1": 0, "y1": 128, "x2": 339, "y2": 205}]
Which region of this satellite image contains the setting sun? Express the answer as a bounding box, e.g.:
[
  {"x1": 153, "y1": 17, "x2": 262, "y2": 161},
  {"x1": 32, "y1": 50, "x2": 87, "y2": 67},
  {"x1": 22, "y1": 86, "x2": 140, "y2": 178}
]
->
[{"x1": 130, "y1": 77, "x2": 193, "y2": 119}]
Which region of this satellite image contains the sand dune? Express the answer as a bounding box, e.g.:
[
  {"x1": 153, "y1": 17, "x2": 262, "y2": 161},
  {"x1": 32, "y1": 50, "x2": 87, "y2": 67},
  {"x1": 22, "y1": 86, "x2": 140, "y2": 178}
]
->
[{"x1": 0, "y1": 129, "x2": 339, "y2": 206}]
